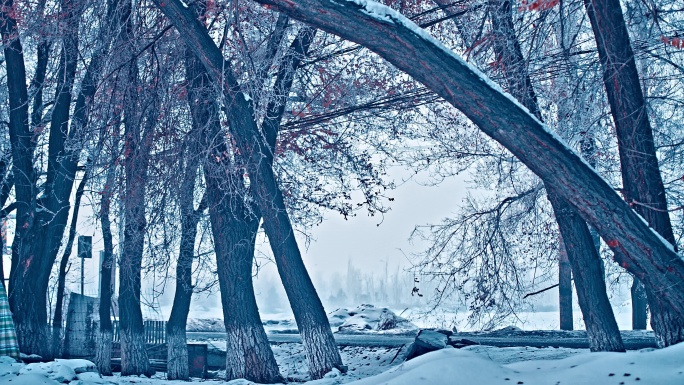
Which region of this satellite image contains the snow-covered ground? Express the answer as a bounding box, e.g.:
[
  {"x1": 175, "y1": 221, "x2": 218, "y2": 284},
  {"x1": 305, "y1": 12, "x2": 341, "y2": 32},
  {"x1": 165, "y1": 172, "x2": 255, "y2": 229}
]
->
[{"x1": 1, "y1": 342, "x2": 682, "y2": 384}]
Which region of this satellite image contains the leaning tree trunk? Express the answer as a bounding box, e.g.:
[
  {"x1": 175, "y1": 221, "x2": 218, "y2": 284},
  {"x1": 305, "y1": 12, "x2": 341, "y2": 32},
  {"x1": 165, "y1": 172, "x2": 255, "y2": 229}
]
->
[
  {"x1": 184, "y1": 45, "x2": 283, "y2": 383},
  {"x1": 95, "y1": 159, "x2": 117, "y2": 376},
  {"x1": 548, "y1": 190, "x2": 625, "y2": 351},
  {"x1": 154, "y1": 1, "x2": 344, "y2": 379},
  {"x1": 249, "y1": 0, "x2": 684, "y2": 325},
  {"x1": 584, "y1": 0, "x2": 684, "y2": 346},
  {"x1": 256, "y1": 166, "x2": 344, "y2": 379},
  {"x1": 487, "y1": 0, "x2": 623, "y2": 350}
]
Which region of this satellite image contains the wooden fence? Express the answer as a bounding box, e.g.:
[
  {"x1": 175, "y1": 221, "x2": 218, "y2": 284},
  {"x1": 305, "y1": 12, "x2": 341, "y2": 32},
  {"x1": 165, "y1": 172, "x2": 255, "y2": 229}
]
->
[{"x1": 112, "y1": 320, "x2": 167, "y2": 344}]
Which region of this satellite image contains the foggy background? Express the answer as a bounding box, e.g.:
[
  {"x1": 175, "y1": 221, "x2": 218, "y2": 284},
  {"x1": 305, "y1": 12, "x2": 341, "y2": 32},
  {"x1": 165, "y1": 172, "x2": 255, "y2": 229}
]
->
[{"x1": 3, "y1": 168, "x2": 636, "y2": 331}]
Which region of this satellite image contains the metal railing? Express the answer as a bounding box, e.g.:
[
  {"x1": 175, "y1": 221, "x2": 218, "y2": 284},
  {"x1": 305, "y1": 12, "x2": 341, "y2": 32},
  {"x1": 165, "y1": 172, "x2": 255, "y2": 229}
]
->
[{"x1": 112, "y1": 320, "x2": 167, "y2": 344}]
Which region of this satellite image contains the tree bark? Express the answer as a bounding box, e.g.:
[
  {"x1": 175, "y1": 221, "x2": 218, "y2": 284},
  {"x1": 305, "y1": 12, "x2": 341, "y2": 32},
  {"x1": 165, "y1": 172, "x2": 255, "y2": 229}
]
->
[
  {"x1": 631, "y1": 279, "x2": 647, "y2": 330},
  {"x1": 558, "y1": 238, "x2": 573, "y2": 331},
  {"x1": 118, "y1": 0, "x2": 153, "y2": 375},
  {"x1": 486, "y1": 0, "x2": 622, "y2": 350},
  {"x1": 95, "y1": 158, "x2": 117, "y2": 376},
  {"x1": 1, "y1": 0, "x2": 47, "y2": 357},
  {"x1": 583, "y1": 0, "x2": 684, "y2": 346},
  {"x1": 548, "y1": 190, "x2": 625, "y2": 351},
  {"x1": 154, "y1": 1, "x2": 344, "y2": 378},
  {"x1": 184, "y1": 45, "x2": 283, "y2": 383},
  {"x1": 249, "y1": 0, "x2": 684, "y2": 330},
  {"x1": 166, "y1": 114, "x2": 205, "y2": 381}
]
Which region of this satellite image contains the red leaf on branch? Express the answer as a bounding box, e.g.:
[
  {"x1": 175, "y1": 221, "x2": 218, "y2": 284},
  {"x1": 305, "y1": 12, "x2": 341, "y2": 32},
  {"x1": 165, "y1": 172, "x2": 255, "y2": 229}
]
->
[
  {"x1": 661, "y1": 36, "x2": 684, "y2": 49},
  {"x1": 518, "y1": 0, "x2": 559, "y2": 12}
]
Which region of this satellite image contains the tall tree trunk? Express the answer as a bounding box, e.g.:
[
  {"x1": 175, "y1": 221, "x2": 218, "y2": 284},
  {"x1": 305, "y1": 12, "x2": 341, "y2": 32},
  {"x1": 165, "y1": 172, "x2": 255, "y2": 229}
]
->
[
  {"x1": 119, "y1": 121, "x2": 153, "y2": 376},
  {"x1": 184, "y1": 46, "x2": 283, "y2": 383},
  {"x1": 119, "y1": 118, "x2": 154, "y2": 376},
  {"x1": 95, "y1": 159, "x2": 117, "y2": 376},
  {"x1": 118, "y1": 0, "x2": 154, "y2": 375},
  {"x1": 548, "y1": 190, "x2": 625, "y2": 351},
  {"x1": 558, "y1": 239, "x2": 573, "y2": 331},
  {"x1": 631, "y1": 279, "x2": 647, "y2": 330},
  {"x1": 584, "y1": 0, "x2": 684, "y2": 347},
  {"x1": 1, "y1": 0, "x2": 46, "y2": 357},
  {"x1": 166, "y1": 127, "x2": 205, "y2": 380},
  {"x1": 165, "y1": 207, "x2": 200, "y2": 380},
  {"x1": 487, "y1": 0, "x2": 623, "y2": 350},
  {"x1": 90, "y1": 0, "x2": 127, "y2": 372},
  {"x1": 154, "y1": 1, "x2": 344, "y2": 379},
  {"x1": 208, "y1": 190, "x2": 283, "y2": 383},
  {"x1": 51, "y1": 165, "x2": 91, "y2": 358}
]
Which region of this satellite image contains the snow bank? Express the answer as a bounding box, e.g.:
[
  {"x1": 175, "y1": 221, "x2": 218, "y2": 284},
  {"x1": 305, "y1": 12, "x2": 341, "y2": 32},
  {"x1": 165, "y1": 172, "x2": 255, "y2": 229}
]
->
[
  {"x1": 186, "y1": 318, "x2": 224, "y2": 333},
  {"x1": 330, "y1": 305, "x2": 418, "y2": 334},
  {"x1": 352, "y1": 343, "x2": 684, "y2": 385},
  {"x1": 0, "y1": 359, "x2": 105, "y2": 385},
  {"x1": 189, "y1": 304, "x2": 418, "y2": 335}
]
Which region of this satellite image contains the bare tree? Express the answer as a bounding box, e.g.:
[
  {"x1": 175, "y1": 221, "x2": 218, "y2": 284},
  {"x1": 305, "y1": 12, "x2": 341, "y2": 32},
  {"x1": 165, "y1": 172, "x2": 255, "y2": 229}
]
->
[
  {"x1": 117, "y1": 0, "x2": 161, "y2": 375},
  {"x1": 584, "y1": 0, "x2": 684, "y2": 346},
  {"x1": 165, "y1": 60, "x2": 208, "y2": 380},
  {"x1": 487, "y1": 0, "x2": 624, "y2": 351},
  {"x1": 250, "y1": 0, "x2": 684, "y2": 332},
  {"x1": 94, "y1": 123, "x2": 121, "y2": 375},
  {"x1": 153, "y1": 0, "x2": 345, "y2": 379},
  {"x1": 0, "y1": 0, "x2": 120, "y2": 356},
  {"x1": 1, "y1": 0, "x2": 87, "y2": 357}
]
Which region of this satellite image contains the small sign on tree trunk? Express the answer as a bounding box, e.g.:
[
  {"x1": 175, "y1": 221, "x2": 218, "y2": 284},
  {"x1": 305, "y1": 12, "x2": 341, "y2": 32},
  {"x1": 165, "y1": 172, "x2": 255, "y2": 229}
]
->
[{"x1": 78, "y1": 236, "x2": 92, "y2": 259}]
